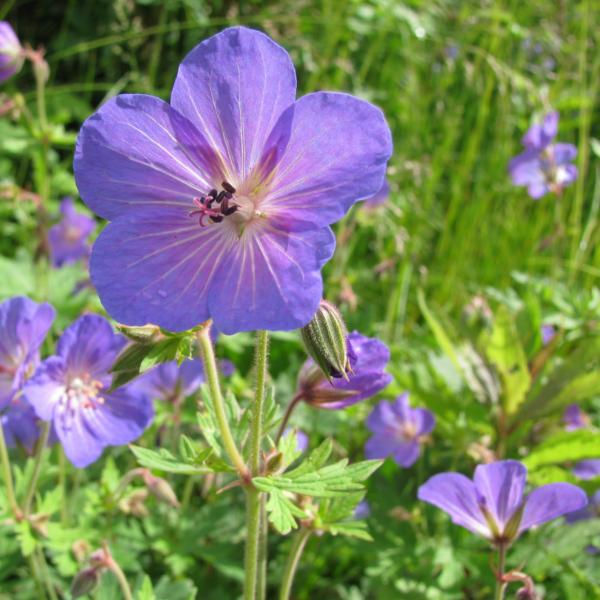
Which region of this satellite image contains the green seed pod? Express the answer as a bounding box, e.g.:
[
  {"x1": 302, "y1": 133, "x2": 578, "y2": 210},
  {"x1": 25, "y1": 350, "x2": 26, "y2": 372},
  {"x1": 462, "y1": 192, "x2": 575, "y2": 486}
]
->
[{"x1": 300, "y1": 300, "x2": 350, "y2": 382}]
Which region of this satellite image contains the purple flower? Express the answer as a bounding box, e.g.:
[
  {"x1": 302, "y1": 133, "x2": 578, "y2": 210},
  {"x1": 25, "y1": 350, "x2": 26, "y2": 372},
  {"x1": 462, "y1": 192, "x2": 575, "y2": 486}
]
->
[
  {"x1": 1, "y1": 399, "x2": 40, "y2": 450},
  {"x1": 0, "y1": 296, "x2": 55, "y2": 409},
  {"x1": 573, "y1": 459, "x2": 600, "y2": 481},
  {"x1": 133, "y1": 357, "x2": 233, "y2": 401},
  {"x1": 541, "y1": 323, "x2": 556, "y2": 346},
  {"x1": 283, "y1": 427, "x2": 308, "y2": 452},
  {"x1": 298, "y1": 331, "x2": 392, "y2": 409},
  {"x1": 418, "y1": 460, "x2": 587, "y2": 544},
  {"x1": 365, "y1": 393, "x2": 435, "y2": 468},
  {"x1": 74, "y1": 27, "x2": 392, "y2": 335},
  {"x1": 48, "y1": 197, "x2": 96, "y2": 267},
  {"x1": 363, "y1": 178, "x2": 390, "y2": 208},
  {"x1": 24, "y1": 315, "x2": 154, "y2": 468},
  {"x1": 508, "y1": 112, "x2": 577, "y2": 199},
  {"x1": 563, "y1": 403, "x2": 590, "y2": 431},
  {"x1": 0, "y1": 22, "x2": 23, "y2": 83},
  {"x1": 354, "y1": 499, "x2": 371, "y2": 519}
]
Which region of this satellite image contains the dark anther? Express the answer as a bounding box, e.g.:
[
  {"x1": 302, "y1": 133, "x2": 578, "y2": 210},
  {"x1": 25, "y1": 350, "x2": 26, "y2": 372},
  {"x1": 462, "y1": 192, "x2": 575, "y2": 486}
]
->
[{"x1": 189, "y1": 182, "x2": 239, "y2": 227}]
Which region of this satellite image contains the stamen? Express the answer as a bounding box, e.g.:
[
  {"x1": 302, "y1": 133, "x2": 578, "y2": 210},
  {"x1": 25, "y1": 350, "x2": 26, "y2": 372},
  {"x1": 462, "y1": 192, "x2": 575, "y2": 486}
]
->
[{"x1": 189, "y1": 182, "x2": 239, "y2": 227}]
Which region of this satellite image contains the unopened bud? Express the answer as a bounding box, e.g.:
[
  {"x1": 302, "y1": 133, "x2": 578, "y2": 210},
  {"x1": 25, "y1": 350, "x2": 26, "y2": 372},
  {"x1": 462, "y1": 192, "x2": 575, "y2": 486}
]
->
[
  {"x1": 143, "y1": 473, "x2": 179, "y2": 508},
  {"x1": 71, "y1": 567, "x2": 100, "y2": 598},
  {"x1": 300, "y1": 300, "x2": 350, "y2": 382},
  {"x1": 264, "y1": 451, "x2": 283, "y2": 474}
]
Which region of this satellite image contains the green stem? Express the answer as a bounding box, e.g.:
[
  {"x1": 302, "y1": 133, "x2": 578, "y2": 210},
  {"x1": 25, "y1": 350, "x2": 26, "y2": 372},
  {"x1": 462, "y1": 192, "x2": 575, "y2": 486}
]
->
[
  {"x1": 34, "y1": 63, "x2": 48, "y2": 133},
  {"x1": 197, "y1": 326, "x2": 247, "y2": 477},
  {"x1": 27, "y1": 553, "x2": 47, "y2": 600},
  {"x1": 36, "y1": 547, "x2": 58, "y2": 600},
  {"x1": 23, "y1": 422, "x2": 50, "y2": 516},
  {"x1": 279, "y1": 528, "x2": 311, "y2": 600},
  {"x1": 107, "y1": 556, "x2": 133, "y2": 600},
  {"x1": 0, "y1": 418, "x2": 21, "y2": 518},
  {"x1": 494, "y1": 543, "x2": 507, "y2": 600},
  {"x1": 249, "y1": 331, "x2": 268, "y2": 474},
  {"x1": 58, "y1": 447, "x2": 68, "y2": 524},
  {"x1": 244, "y1": 330, "x2": 269, "y2": 600},
  {"x1": 244, "y1": 488, "x2": 262, "y2": 600},
  {"x1": 274, "y1": 393, "x2": 304, "y2": 445},
  {"x1": 256, "y1": 494, "x2": 268, "y2": 600}
]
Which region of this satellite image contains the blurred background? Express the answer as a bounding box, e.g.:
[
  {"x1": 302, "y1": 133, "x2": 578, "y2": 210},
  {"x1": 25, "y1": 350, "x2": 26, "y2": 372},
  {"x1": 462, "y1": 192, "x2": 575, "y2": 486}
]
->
[{"x1": 0, "y1": 1, "x2": 599, "y2": 598}]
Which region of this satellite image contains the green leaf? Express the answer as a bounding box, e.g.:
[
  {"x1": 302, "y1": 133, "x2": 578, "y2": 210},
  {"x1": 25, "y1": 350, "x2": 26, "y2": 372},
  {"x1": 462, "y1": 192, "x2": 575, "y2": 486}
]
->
[
  {"x1": 16, "y1": 521, "x2": 36, "y2": 556},
  {"x1": 264, "y1": 489, "x2": 307, "y2": 535},
  {"x1": 254, "y1": 457, "x2": 382, "y2": 497},
  {"x1": 140, "y1": 337, "x2": 183, "y2": 372},
  {"x1": 484, "y1": 306, "x2": 530, "y2": 414},
  {"x1": 137, "y1": 576, "x2": 155, "y2": 600},
  {"x1": 523, "y1": 430, "x2": 600, "y2": 470},
  {"x1": 130, "y1": 446, "x2": 212, "y2": 475}
]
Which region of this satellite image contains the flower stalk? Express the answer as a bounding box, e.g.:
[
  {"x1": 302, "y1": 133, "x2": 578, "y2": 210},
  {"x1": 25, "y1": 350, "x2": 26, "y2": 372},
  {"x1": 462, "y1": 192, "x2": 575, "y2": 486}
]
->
[
  {"x1": 23, "y1": 421, "x2": 50, "y2": 516},
  {"x1": 279, "y1": 528, "x2": 311, "y2": 600},
  {"x1": 197, "y1": 325, "x2": 247, "y2": 478},
  {"x1": 494, "y1": 543, "x2": 507, "y2": 600},
  {"x1": 244, "y1": 330, "x2": 269, "y2": 600}
]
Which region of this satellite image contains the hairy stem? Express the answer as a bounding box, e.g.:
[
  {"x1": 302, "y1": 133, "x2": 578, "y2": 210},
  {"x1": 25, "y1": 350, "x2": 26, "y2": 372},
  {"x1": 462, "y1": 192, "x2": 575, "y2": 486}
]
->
[
  {"x1": 244, "y1": 330, "x2": 269, "y2": 600},
  {"x1": 279, "y1": 528, "x2": 311, "y2": 600},
  {"x1": 197, "y1": 325, "x2": 247, "y2": 477},
  {"x1": 106, "y1": 555, "x2": 133, "y2": 600},
  {"x1": 24, "y1": 421, "x2": 50, "y2": 516}
]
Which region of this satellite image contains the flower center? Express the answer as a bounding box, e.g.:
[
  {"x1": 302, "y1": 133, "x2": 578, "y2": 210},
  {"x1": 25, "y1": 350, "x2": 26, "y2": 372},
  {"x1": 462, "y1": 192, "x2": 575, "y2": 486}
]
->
[
  {"x1": 58, "y1": 373, "x2": 104, "y2": 430},
  {"x1": 189, "y1": 181, "x2": 239, "y2": 227},
  {"x1": 396, "y1": 421, "x2": 418, "y2": 441}
]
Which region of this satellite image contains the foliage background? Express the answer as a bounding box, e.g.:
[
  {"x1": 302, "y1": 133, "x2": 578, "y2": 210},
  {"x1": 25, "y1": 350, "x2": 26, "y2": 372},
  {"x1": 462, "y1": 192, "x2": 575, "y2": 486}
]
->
[{"x1": 0, "y1": 0, "x2": 599, "y2": 598}]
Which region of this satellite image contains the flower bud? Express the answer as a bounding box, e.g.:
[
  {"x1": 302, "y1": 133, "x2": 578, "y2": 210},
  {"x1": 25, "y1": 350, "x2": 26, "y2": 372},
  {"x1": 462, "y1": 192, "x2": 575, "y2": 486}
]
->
[
  {"x1": 71, "y1": 567, "x2": 100, "y2": 598},
  {"x1": 143, "y1": 473, "x2": 180, "y2": 508},
  {"x1": 300, "y1": 300, "x2": 350, "y2": 382}
]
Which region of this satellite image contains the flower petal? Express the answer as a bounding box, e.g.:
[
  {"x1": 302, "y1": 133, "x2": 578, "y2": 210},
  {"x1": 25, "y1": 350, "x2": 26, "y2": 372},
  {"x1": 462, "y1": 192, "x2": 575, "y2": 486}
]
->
[
  {"x1": 392, "y1": 440, "x2": 421, "y2": 468},
  {"x1": 208, "y1": 225, "x2": 334, "y2": 334},
  {"x1": 520, "y1": 483, "x2": 588, "y2": 533},
  {"x1": 473, "y1": 461, "x2": 527, "y2": 530},
  {"x1": 90, "y1": 207, "x2": 228, "y2": 331},
  {"x1": 366, "y1": 400, "x2": 399, "y2": 434},
  {"x1": 261, "y1": 92, "x2": 392, "y2": 230},
  {"x1": 57, "y1": 315, "x2": 126, "y2": 378},
  {"x1": 171, "y1": 26, "x2": 297, "y2": 182},
  {"x1": 81, "y1": 387, "x2": 153, "y2": 447},
  {"x1": 53, "y1": 404, "x2": 105, "y2": 468},
  {"x1": 364, "y1": 433, "x2": 401, "y2": 460},
  {"x1": 522, "y1": 112, "x2": 558, "y2": 150},
  {"x1": 552, "y1": 143, "x2": 577, "y2": 165},
  {"x1": 418, "y1": 473, "x2": 490, "y2": 538},
  {"x1": 23, "y1": 357, "x2": 67, "y2": 421},
  {"x1": 413, "y1": 407, "x2": 436, "y2": 436},
  {"x1": 75, "y1": 94, "x2": 218, "y2": 220}
]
